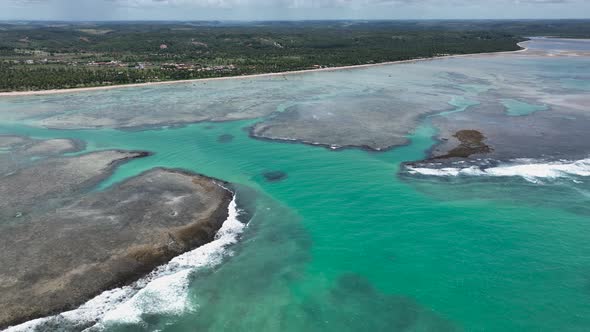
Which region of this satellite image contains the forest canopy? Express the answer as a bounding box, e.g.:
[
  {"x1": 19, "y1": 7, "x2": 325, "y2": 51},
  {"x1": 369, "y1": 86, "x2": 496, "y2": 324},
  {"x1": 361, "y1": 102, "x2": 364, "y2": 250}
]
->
[{"x1": 1, "y1": 20, "x2": 588, "y2": 91}]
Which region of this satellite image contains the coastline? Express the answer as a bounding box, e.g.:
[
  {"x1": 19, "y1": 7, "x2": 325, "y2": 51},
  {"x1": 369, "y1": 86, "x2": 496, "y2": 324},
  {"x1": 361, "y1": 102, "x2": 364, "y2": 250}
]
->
[{"x1": 0, "y1": 44, "x2": 528, "y2": 97}]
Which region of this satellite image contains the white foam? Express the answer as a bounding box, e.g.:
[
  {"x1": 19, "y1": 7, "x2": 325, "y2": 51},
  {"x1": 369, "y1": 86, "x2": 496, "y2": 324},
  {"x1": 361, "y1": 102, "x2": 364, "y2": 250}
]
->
[
  {"x1": 5, "y1": 195, "x2": 244, "y2": 332},
  {"x1": 407, "y1": 158, "x2": 590, "y2": 183}
]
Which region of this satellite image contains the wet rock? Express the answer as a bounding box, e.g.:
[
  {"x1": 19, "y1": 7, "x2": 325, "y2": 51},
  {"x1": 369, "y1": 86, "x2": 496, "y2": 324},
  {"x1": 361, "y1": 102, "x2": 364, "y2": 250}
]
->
[{"x1": 433, "y1": 129, "x2": 492, "y2": 159}]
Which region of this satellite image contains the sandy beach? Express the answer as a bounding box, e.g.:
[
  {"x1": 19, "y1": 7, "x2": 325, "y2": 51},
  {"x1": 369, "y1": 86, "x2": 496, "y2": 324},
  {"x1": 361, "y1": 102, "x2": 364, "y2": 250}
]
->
[{"x1": 0, "y1": 44, "x2": 528, "y2": 97}]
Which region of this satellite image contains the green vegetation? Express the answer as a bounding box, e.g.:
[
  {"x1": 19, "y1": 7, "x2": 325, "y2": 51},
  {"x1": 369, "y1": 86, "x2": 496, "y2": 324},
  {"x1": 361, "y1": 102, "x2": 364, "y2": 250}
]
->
[{"x1": 0, "y1": 20, "x2": 588, "y2": 91}]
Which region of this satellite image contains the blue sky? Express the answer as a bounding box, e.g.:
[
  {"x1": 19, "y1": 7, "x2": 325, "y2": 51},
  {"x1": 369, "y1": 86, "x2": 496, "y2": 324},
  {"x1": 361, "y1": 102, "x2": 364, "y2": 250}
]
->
[{"x1": 2, "y1": 0, "x2": 589, "y2": 20}]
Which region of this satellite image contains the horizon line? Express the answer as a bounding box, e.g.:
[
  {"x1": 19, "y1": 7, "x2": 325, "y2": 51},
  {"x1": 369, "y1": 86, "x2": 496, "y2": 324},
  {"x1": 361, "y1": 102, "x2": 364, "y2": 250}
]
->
[{"x1": 1, "y1": 18, "x2": 590, "y2": 23}]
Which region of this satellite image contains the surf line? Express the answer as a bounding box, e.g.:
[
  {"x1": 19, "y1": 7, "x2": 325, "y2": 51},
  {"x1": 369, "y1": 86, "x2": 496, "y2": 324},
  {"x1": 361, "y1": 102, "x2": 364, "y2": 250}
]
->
[{"x1": 6, "y1": 195, "x2": 246, "y2": 332}]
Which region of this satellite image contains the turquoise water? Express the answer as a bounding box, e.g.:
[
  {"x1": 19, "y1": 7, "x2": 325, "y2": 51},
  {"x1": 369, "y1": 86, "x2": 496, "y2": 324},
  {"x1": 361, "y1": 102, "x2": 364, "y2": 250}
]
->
[
  {"x1": 561, "y1": 78, "x2": 590, "y2": 91},
  {"x1": 432, "y1": 96, "x2": 479, "y2": 117},
  {"x1": 2, "y1": 40, "x2": 590, "y2": 332},
  {"x1": 3, "y1": 116, "x2": 590, "y2": 331},
  {"x1": 501, "y1": 99, "x2": 548, "y2": 116}
]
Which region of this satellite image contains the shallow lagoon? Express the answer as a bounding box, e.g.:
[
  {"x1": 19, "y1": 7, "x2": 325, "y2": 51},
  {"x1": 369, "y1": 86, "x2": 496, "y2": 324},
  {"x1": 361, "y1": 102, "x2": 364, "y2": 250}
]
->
[
  {"x1": 501, "y1": 99, "x2": 548, "y2": 116},
  {"x1": 2, "y1": 39, "x2": 590, "y2": 332}
]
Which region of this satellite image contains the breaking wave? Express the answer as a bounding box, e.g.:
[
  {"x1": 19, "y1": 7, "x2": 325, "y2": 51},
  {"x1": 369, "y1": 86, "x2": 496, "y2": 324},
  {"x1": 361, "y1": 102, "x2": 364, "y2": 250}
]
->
[
  {"x1": 5, "y1": 196, "x2": 244, "y2": 332},
  {"x1": 406, "y1": 158, "x2": 590, "y2": 183}
]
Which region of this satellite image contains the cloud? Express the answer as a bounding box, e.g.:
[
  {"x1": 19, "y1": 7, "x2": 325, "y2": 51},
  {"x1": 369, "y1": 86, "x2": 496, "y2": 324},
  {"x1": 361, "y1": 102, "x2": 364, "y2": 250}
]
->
[
  {"x1": 116, "y1": 0, "x2": 575, "y2": 8},
  {"x1": 1, "y1": 0, "x2": 587, "y2": 19},
  {"x1": 5, "y1": 0, "x2": 578, "y2": 9}
]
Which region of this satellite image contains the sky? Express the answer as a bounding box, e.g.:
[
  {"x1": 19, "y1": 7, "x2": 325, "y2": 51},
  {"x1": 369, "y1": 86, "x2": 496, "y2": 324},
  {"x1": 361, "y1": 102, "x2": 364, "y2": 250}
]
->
[{"x1": 2, "y1": 0, "x2": 589, "y2": 21}]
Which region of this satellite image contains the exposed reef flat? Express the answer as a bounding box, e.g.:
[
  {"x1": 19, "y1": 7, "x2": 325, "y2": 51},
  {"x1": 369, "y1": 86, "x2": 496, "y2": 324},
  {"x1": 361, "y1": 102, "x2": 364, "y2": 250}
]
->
[
  {"x1": 251, "y1": 94, "x2": 451, "y2": 151},
  {"x1": 0, "y1": 81, "x2": 309, "y2": 130},
  {"x1": 0, "y1": 135, "x2": 86, "y2": 175},
  {"x1": 0, "y1": 136, "x2": 85, "y2": 164},
  {"x1": 0, "y1": 135, "x2": 27, "y2": 148},
  {"x1": 428, "y1": 96, "x2": 590, "y2": 163},
  {"x1": 0, "y1": 138, "x2": 233, "y2": 328},
  {"x1": 0, "y1": 134, "x2": 83, "y2": 156},
  {"x1": 23, "y1": 138, "x2": 81, "y2": 155},
  {"x1": 0, "y1": 39, "x2": 588, "y2": 159},
  {"x1": 403, "y1": 38, "x2": 590, "y2": 171},
  {"x1": 403, "y1": 97, "x2": 590, "y2": 182},
  {"x1": 0, "y1": 148, "x2": 148, "y2": 220}
]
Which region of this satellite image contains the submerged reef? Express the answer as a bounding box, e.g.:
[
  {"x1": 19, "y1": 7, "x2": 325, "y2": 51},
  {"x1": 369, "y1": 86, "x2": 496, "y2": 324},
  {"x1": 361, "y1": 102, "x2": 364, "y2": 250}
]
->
[
  {"x1": 295, "y1": 273, "x2": 458, "y2": 331},
  {"x1": 217, "y1": 134, "x2": 235, "y2": 143},
  {"x1": 262, "y1": 170, "x2": 288, "y2": 182}
]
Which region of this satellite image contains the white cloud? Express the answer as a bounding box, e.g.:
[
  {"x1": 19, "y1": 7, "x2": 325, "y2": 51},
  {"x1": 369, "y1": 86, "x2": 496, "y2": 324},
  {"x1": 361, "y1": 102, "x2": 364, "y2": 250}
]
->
[
  {"x1": 5, "y1": 0, "x2": 577, "y2": 9},
  {"x1": 1, "y1": 0, "x2": 586, "y2": 19}
]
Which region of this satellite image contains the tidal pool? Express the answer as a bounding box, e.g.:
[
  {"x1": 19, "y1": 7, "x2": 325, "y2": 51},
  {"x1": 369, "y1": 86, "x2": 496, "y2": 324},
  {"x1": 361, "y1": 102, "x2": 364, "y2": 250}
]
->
[{"x1": 501, "y1": 99, "x2": 548, "y2": 116}]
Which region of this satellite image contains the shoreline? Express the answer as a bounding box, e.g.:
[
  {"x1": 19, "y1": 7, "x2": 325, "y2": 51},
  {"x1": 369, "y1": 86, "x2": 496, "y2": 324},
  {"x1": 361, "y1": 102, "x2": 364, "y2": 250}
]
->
[{"x1": 0, "y1": 44, "x2": 528, "y2": 97}]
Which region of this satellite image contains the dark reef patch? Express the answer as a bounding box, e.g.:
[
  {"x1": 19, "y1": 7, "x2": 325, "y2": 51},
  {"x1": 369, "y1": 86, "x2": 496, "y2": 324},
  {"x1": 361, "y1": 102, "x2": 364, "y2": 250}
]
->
[
  {"x1": 292, "y1": 273, "x2": 458, "y2": 331},
  {"x1": 262, "y1": 171, "x2": 288, "y2": 182},
  {"x1": 433, "y1": 129, "x2": 492, "y2": 159},
  {"x1": 217, "y1": 134, "x2": 235, "y2": 143}
]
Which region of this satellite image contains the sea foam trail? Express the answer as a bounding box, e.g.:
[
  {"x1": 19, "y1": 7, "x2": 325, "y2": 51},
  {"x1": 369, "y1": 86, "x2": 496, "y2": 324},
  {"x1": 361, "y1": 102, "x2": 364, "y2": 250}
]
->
[
  {"x1": 406, "y1": 158, "x2": 590, "y2": 183},
  {"x1": 5, "y1": 196, "x2": 244, "y2": 332}
]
